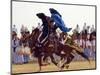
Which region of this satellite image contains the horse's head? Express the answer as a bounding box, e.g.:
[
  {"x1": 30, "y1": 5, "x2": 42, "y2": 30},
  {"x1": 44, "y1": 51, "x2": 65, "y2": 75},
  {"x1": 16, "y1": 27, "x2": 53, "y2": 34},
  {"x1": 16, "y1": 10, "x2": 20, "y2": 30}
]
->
[
  {"x1": 28, "y1": 28, "x2": 41, "y2": 50},
  {"x1": 30, "y1": 28, "x2": 41, "y2": 42}
]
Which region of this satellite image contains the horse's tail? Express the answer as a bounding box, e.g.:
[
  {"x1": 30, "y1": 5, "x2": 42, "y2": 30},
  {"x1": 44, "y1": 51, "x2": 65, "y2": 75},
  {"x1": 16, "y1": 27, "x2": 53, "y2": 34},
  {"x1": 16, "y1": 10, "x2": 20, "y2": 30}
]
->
[{"x1": 75, "y1": 50, "x2": 90, "y2": 63}]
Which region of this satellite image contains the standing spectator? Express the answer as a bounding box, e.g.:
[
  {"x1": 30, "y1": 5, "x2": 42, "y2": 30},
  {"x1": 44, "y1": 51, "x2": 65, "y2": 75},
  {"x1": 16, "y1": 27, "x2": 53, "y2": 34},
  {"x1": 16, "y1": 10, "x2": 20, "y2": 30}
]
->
[
  {"x1": 79, "y1": 34, "x2": 84, "y2": 48},
  {"x1": 86, "y1": 26, "x2": 90, "y2": 34},
  {"x1": 25, "y1": 27, "x2": 29, "y2": 33},
  {"x1": 84, "y1": 37, "x2": 92, "y2": 58},
  {"x1": 12, "y1": 33, "x2": 19, "y2": 53},
  {"x1": 22, "y1": 28, "x2": 31, "y2": 63},
  {"x1": 90, "y1": 32, "x2": 96, "y2": 60},
  {"x1": 12, "y1": 34, "x2": 24, "y2": 64},
  {"x1": 75, "y1": 24, "x2": 80, "y2": 34},
  {"x1": 73, "y1": 34, "x2": 82, "y2": 61},
  {"x1": 90, "y1": 25, "x2": 95, "y2": 33},
  {"x1": 83, "y1": 23, "x2": 87, "y2": 32},
  {"x1": 20, "y1": 25, "x2": 26, "y2": 35},
  {"x1": 23, "y1": 43, "x2": 31, "y2": 64},
  {"x1": 12, "y1": 25, "x2": 17, "y2": 33},
  {"x1": 86, "y1": 26, "x2": 90, "y2": 42},
  {"x1": 73, "y1": 24, "x2": 80, "y2": 40}
]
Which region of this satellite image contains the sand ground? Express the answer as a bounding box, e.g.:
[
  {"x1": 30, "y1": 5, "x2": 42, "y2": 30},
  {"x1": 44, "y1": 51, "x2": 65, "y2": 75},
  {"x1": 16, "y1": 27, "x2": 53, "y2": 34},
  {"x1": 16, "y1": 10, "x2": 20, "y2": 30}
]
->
[{"x1": 12, "y1": 60, "x2": 96, "y2": 74}]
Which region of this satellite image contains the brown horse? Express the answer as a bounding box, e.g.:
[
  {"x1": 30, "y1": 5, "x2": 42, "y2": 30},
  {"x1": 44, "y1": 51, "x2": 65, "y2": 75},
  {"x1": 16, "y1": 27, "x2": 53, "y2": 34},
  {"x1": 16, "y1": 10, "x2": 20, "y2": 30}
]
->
[
  {"x1": 26, "y1": 14, "x2": 90, "y2": 71},
  {"x1": 48, "y1": 29, "x2": 90, "y2": 69},
  {"x1": 29, "y1": 28, "x2": 41, "y2": 53},
  {"x1": 37, "y1": 19, "x2": 90, "y2": 71}
]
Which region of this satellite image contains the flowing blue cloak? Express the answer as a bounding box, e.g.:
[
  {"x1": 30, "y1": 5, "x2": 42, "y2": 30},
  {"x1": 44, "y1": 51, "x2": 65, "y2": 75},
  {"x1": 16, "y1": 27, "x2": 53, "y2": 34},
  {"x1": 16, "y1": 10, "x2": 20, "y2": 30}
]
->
[{"x1": 51, "y1": 14, "x2": 71, "y2": 32}]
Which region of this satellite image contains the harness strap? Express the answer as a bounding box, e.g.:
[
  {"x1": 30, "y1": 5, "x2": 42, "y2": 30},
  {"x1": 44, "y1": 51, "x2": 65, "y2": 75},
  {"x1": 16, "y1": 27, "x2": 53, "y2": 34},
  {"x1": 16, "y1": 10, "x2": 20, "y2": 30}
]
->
[
  {"x1": 37, "y1": 32, "x2": 43, "y2": 43},
  {"x1": 41, "y1": 34, "x2": 48, "y2": 44}
]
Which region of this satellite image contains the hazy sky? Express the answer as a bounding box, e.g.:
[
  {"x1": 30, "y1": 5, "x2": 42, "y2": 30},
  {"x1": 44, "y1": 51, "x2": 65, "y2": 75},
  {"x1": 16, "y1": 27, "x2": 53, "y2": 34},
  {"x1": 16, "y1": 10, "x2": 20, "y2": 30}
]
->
[{"x1": 12, "y1": 1, "x2": 95, "y2": 37}]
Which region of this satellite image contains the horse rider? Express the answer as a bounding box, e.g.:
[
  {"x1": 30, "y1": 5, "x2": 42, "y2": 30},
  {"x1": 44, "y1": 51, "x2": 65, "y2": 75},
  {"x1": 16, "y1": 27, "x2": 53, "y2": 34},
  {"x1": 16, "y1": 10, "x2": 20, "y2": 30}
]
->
[
  {"x1": 49, "y1": 8, "x2": 72, "y2": 33},
  {"x1": 36, "y1": 13, "x2": 50, "y2": 46}
]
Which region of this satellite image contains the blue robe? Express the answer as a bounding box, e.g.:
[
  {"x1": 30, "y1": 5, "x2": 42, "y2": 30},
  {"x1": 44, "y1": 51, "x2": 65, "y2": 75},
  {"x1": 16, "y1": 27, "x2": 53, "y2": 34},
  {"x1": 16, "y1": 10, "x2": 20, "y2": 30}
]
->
[
  {"x1": 51, "y1": 14, "x2": 71, "y2": 32},
  {"x1": 49, "y1": 8, "x2": 72, "y2": 32}
]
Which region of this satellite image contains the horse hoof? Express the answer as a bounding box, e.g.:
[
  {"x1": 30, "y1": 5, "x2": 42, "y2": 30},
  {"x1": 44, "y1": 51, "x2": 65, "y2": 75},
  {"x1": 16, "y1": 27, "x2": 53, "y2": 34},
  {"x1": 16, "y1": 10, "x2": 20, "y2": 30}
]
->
[
  {"x1": 66, "y1": 65, "x2": 69, "y2": 69},
  {"x1": 58, "y1": 65, "x2": 64, "y2": 71},
  {"x1": 58, "y1": 68, "x2": 63, "y2": 71}
]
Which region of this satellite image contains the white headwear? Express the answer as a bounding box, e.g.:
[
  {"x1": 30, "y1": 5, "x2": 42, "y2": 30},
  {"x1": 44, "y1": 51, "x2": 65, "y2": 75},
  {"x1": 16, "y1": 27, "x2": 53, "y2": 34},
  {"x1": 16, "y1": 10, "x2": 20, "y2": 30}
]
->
[
  {"x1": 32, "y1": 26, "x2": 35, "y2": 31},
  {"x1": 12, "y1": 25, "x2": 17, "y2": 33},
  {"x1": 25, "y1": 27, "x2": 29, "y2": 32},
  {"x1": 20, "y1": 25, "x2": 25, "y2": 32},
  {"x1": 91, "y1": 25, "x2": 95, "y2": 33},
  {"x1": 75, "y1": 24, "x2": 80, "y2": 33},
  {"x1": 83, "y1": 22, "x2": 86, "y2": 31}
]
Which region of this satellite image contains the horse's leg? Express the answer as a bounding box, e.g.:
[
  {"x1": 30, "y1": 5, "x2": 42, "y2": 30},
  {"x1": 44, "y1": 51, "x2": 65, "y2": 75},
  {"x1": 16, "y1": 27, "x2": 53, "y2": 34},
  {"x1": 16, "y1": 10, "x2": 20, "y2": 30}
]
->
[
  {"x1": 42, "y1": 53, "x2": 50, "y2": 65},
  {"x1": 57, "y1": 57, "x2": 65, "y2": 69},
  {"x1": 50, "y1": 54, "x2": 57, "y2": 66},
  {"x1": 36, "y1": 48, "x2": 42, "y2": 72},
  {"x1": 43, "y1": 53, "x2": 48, "y2": 63},
  {"x1": 43, "y1": 55, "x2": 47, "y2": 62},
  {"x1": 65, "y1": 54, "x2": 74, "y2": 69},
  {"x1": 37, "y1": 55, "x2": 42, "y2": 72},
  {"x1": 67, "y1": 54, "x2": 74, "y2": 64},
  {"x1": 61, "y1": 55, "x2": 64, "y2": 60},
  {"x1": 61, "y1": 54, "x2": 74, "y2": 69}
]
